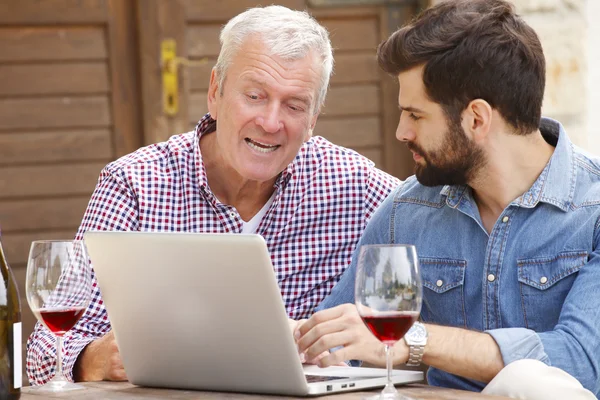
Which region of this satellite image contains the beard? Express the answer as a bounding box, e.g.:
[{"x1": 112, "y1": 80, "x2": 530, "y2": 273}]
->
[{"x1": 408, "y1": 117, "x2": 485, "y2": 187}]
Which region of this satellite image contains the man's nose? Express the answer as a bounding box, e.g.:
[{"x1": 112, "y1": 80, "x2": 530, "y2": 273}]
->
[
  {"x1": 396, "y1": 117, "x2": 415, "y2": 142},
  {"x1": 256, "y1": 103, "x2": 283, "y2": 133}
]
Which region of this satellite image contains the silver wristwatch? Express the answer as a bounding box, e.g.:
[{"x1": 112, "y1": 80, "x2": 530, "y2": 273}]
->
[{"x1": 404, "y1": 321, "x2": 428, "y2": 367}]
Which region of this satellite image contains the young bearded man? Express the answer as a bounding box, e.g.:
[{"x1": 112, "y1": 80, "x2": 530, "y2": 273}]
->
[{"x1": 296, "y1": 1, "x2": 599, "y2": 398}]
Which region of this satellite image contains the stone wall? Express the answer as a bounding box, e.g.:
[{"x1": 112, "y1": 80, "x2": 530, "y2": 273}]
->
[
  {"x1": 430, "y1": 0, "x2": 589, "y2": 148},
  {"x1": 588, "y1": 0, "x2": 600, "y2": 154}
]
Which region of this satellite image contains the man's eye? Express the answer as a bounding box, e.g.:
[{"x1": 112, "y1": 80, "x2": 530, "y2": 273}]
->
[
  {"x1": 247, "y1": 94, "x2": 259, "y2": 100},
  {"x1": 409, "y1": 113, "x2": 421, "y2": 121},
  {"x1": 289, "y1": 105, "x2": 304, "y2": 112}
]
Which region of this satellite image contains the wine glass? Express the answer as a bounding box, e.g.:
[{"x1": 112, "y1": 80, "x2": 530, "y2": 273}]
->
[
  {"x1": 355, "y1": 244, "x2": 422, "y2": 400},
  {"x1": 26, "y1": 240, "x2": 91, "y2": 392}
]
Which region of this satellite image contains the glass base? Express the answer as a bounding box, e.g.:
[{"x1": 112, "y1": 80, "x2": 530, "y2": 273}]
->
[
  {"x1": 363, "y1": 393, "x2": 414, "y2": 400},
  {"x1": 363, "y1": 384, "x2": 415, "y2": 400},
  {"x1": 29, "y1": 379, "x2": 86, "y2": 392}
]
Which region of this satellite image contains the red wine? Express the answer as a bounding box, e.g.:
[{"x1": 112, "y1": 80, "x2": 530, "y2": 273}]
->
[
  {"x1": 38, "y1": 307, "x2": 86, "y2": 337},
  {"x1": 1, "y1": 231, "x2": 21, "y2": 399},
  {"x1": 362, "y1": 313, "x2": 418, "y2": 344}
]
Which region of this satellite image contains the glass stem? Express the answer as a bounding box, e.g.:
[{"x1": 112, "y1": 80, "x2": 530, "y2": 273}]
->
[
  {"x1": 382, "y1": 344, "x2": 397, "y2": 396},
  {"x1": 55, "y1": 335, "x2": 66, "y2": 381},
  {"x1": 386, "y1": 344, "x2": 392, "y2": 384}
]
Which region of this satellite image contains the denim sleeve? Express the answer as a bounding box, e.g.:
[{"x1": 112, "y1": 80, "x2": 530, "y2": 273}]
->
[
  {"x1": 316, "y1": 188, "x2": 398, "y2": 312},
  {"x1": 485, "y1": 328, "x2": 550, "y2": 365},
  {"x1": 488, "y1": 248, "x2": 600, "y2": 395}
]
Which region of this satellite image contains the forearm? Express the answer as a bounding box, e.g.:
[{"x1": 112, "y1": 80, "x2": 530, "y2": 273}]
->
[
  {"x1": 72, "y1": 335, "x2": 108, "y2": 382},
  {"x1": 421, "y1": 324, "x2": 504, "y2": 383}
]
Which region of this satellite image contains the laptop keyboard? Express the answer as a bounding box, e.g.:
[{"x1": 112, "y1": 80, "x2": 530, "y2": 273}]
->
[{"x1": 305, "y1": 374, "x2": 349, "y2": 383}]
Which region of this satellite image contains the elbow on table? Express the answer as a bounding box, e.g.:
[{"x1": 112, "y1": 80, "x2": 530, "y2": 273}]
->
[
  {"x1": 552, "y1": 351, "x2": 600, "y2": 395},
  {"x1": 578, "y1": 361, "x2": 600, "y2": 396}
]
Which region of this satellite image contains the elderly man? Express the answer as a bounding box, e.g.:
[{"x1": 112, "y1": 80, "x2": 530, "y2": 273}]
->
[
  {"x1": 26, "y1": 6, "x2": 399, "y2": 384},
  {"x1": 296, "y1": 0, "x2": 599, "y2": 399}
]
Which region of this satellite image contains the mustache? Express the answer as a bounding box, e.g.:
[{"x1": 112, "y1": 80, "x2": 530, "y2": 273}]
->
[{"x1": 406, "y1": 141, "x2": 426, "y2": 157}]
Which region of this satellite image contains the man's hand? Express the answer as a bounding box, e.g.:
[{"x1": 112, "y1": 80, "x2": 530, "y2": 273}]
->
[
  {"x1": 73, "y1": 331, "x2": 127, "y2": 382},
  {"x1": 296, "y1": 304, "x2": 405, "y2": 367},
  {"x1": 289, "y1": 318, "x2": 346, "y2": 365}
]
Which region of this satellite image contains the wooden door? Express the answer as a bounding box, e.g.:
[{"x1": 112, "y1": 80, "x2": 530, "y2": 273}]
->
[
  {"x1": 0, "y1": 0, "x2": 143, "y2": 381},
  {"x1": 136, "y1": 0, "x2": 417, "y2": 179}
]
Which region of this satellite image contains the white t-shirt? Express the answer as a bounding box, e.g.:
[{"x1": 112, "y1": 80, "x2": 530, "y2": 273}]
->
[{"x1": 241, "y1": 192, "x2": 276, "y2": 234}]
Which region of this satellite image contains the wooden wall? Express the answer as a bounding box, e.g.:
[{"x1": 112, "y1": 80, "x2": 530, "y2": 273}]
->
[{"x1": 0, "y1": 0, "x2": 142, "y2": 382}]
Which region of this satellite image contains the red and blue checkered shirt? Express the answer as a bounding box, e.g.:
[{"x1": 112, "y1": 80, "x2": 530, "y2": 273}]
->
[{"x1": 26, "y1": 114, "x2": 400, "y2": 385}]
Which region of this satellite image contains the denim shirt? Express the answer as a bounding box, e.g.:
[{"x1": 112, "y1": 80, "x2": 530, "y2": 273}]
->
[{"x1": 317, "y1": 118, "x2": 600, "y2": 395}]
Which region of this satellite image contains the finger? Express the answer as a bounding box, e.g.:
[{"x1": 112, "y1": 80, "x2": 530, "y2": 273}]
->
[
  {"x1": 106, "y1": 367, "x2": 128, "y2": 381},
  {"x1": 298, "y1": 304, "x2": 353, "y2": 337},
  {"x1": 288, "y1": 319, "x2": 299, "y2": 334},
  {"x1": 297, "y1": 316, "x2": 351, "y2": 353},
  {"x1": 306, "y1": 351, "x2": 347, "y2": 367},
  {"x1": 314, "y1": 348, "x2": 349, "y2": 368},
  {"x1": 109, "y1": 352, "x2": 124, "y2": 368},
  {"x1": 109, "y1": 338, "x2": 120, "y2": 353},
  {"x1": 305, "y1": 350, "x2": 330, "y2": 365},
  {"x1": 304, "y1": 330, "x2": 356, "y2": 361},
  {"x1": 292, "y1": 319, "x2": 307, "y2": 340},
  {"x1": 106, "y1": 355, "x2": 127, "y2": 381}
]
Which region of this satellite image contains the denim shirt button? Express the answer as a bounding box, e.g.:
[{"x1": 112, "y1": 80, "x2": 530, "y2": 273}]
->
[
  {"x1": 436, "y1": 279, "x2": 443, "y2": 287},
  {"x1": 540, "y1": 276, "x2": 548, "y2": 284},
  {"x1": 487, "y1": 274, "x2": 496, "y2": 282},
  {"x1": 502, "y1": 216, "x2": 509, "y2": 223}
]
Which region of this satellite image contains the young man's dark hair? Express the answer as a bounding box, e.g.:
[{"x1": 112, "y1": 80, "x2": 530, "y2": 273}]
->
[{"x1": 377, "y1": 0, "x2": 545, "y2": 135}]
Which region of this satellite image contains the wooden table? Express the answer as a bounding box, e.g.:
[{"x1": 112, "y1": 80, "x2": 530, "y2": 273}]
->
[{"x1": 22, "y1": 382, "x2": 511, "y2": 399}]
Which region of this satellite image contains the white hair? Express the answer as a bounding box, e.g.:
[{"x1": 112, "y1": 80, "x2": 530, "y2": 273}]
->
[{"x1": 214, "y1": 5, "x2": 334, "y2": 114}]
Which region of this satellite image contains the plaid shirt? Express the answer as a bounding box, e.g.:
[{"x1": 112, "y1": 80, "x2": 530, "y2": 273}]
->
[{"x1": 26, "y1": 114, "x2": 400, "y2": 385}]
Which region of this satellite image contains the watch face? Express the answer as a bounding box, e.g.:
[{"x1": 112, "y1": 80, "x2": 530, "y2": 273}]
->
[{"x1": 407, "y1": 323, "x2": 427, "y2": 342}]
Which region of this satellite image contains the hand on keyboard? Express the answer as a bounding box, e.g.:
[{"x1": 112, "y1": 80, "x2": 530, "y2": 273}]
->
[{"x1": 291, "y1": 318, "x2": 346, "y2": 367}]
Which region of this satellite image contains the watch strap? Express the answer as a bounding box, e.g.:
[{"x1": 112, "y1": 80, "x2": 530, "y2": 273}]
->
[{"x1": 406, "y1": 344, "x2": 425, "y2": 367}]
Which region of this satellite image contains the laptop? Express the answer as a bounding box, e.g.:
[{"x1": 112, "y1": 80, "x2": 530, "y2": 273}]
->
[{"x1": 83, "y1": 231, "x2": 423, "y2": 396}]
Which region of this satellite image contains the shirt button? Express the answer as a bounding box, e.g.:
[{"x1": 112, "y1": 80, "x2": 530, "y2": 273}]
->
[
  {"x1": 502, "y1": 216, "x2": 509, "y2": 223},
  {"x1": 436, "y1": 280, "x2": 443, "y2": 287},
  {"x1": 229, "y1": 211, "x2": 236, "y2": 218},
  {"x1": 487, "y1": 274, "x2": 496, "y2": 282},
  {"x1": 540, "y1": 276, "x2": 548, "y2": 284}
]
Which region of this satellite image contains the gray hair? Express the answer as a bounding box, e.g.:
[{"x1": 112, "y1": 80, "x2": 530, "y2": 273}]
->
[{"x1": 214, "y1": 5, "x2": 334, "y2": 114}]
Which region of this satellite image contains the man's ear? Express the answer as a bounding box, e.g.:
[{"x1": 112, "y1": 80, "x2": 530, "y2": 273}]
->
[
  {"x1": 306, "y1": 128, "x2": 313, "y2": 141},
  {"x1": 462, "y1": 99, "x2": 492, "y2": 144},
  {"x1": 207, "y1": 68, "x2": 220, "y2": 120},
  {"x1": 306, "y1": 112, "x2": 319, "y2": 141}
]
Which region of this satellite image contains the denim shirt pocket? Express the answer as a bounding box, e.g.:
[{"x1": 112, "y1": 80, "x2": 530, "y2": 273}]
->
[
  {"x1": 420, "y1": 257, "x2": 467, "y2": 327},
  {"x1": 517, "y1": 251, "x2": 587, "y2": 331}
]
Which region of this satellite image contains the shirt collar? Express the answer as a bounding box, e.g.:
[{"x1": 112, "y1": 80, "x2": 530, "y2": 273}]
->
[
  {"x1": 193, "y1": 114, "x2": 214, "y2": 193},
  {"x1": 193, "y1": 113, "x2": 295, "y2": 193},
  {"x1": 521, "y1": 117, "x2": 575, "y2": 212},
  {"x1": 441, "y1": 185, "x2": 468, "y2": 208},
  {"x1": 441, "y1": 117, "x2": 574, "y2": 212}
]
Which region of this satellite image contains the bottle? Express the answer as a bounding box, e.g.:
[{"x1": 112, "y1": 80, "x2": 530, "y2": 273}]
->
[{"x1": 0, "y1": 229, "x2": 21, "y2": 400}]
